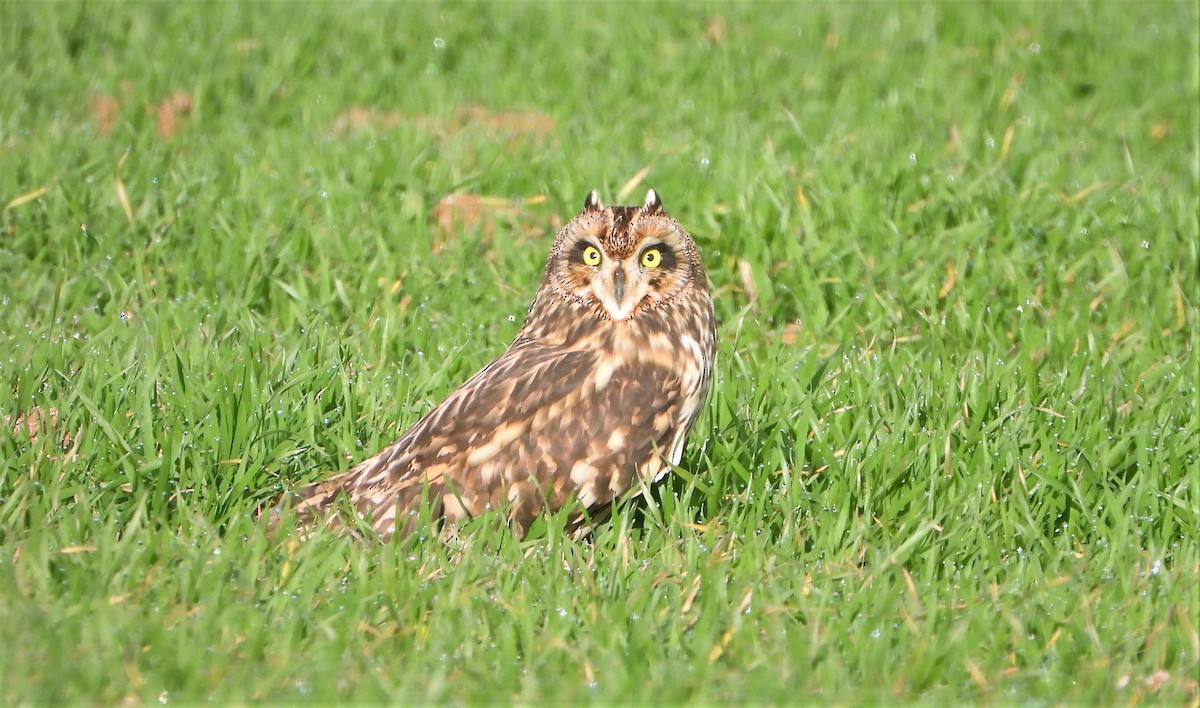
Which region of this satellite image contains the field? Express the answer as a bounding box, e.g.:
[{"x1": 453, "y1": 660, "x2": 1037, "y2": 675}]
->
[{"x1": 1, "y1": 1, "x2": 1197, "y2": 703}]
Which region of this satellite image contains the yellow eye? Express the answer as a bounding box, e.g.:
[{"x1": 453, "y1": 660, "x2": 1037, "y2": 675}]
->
[
  {"x1": 641, "y1": 248, "x2": 662, "y2": 268},
  {"x1": 582, "y1": 246, "x2": 602, "y2": 266}
]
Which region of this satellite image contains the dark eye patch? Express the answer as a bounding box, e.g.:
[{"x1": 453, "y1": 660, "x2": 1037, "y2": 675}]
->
[
  {"x1": 641, "y1": 243, "x2": 677, "y2": 270},
  {"x1": 569, "y1": 240, "x2": 600, "y2": 265}
]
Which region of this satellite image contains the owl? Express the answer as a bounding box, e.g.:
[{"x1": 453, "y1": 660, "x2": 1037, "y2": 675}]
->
[{"x1": 285, "y1": 189, "x2": 716, "y2": 538}]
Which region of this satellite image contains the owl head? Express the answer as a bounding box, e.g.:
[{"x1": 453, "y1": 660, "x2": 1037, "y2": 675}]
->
[{"x1": 542, "y1": 189, "x2": 704, "y2": 322}]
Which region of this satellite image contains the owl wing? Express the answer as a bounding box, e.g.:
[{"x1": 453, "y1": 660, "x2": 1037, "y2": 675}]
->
[{"x1": 290, "y1": 336, "x2": 688, "y2": 537}]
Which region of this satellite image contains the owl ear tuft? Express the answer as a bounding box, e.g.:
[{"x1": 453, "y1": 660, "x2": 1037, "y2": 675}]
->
[
  {"x1": 643, "y1": 188, "x2": 663, "y2": 214},
  {"x1": 583, "y1": 190, "x2": 603, "y2": 212}
]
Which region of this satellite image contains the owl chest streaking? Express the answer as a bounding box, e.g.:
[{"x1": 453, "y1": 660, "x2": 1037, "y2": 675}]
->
[{"x1": 288, "y1": 189, "x2": 716, "y2": 538}]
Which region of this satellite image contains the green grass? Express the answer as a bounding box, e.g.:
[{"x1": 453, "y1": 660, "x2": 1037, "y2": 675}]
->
[{"x1": 2, "y1": 1, "x2": 1197, "y2": 703}]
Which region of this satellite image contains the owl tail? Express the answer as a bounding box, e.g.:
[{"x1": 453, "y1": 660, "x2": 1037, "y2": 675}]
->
[{"x1": 264, "y1": 475, "x2": 351, "y2": 536}]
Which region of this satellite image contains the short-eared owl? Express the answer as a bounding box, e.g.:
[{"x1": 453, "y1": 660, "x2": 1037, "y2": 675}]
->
[{"x1": 288, "y1": 189, "x2": 716, "y2": 537}]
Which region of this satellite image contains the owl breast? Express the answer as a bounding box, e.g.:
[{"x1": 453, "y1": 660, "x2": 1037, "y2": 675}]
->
[{"x1": 592, "y1": 285, "x2": 715, "y2": 477}]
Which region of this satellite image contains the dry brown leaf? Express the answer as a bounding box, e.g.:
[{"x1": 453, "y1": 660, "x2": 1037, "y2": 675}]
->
[
  {"x1": 5, "y1": 185, "x2": 50, "y2": 211},
  {"x1": 998, "y1": 121, "x2": 1017, "y2": 162},
  {"x1": 331, "y1": 104, "x2": 555, "y2": 144},
  {"x1": 88, "y1": 93, "x2": 121, "y2": 135},
  {"x1": 1143, "y1": 670, "x2": 1171, "y2": 692},
  {"x1": 705, "y1": 16, "x2": 726, "y2": 44},
  {"x1": 943, "y1": 120, "x2": 962, "y2": 154},
  {"x1": 938, "y1": 262, "x2": 957, "y2": 299},
  {"x1": 431, "y1": 192, "x2": 547, "y2": 251},
  {"x1": 455, "y1": 104, "x2": 556, "y2": 140},
  {"x1": 680, "y1": 575, "x2": 702, "y2": 615},
  {"x1": 1057, "y1": 181, "x2": 1106, "y2": 204},
  {"x1": 964, "y1": 658, "x2": 990, "y2": 690},
  {"x1": 7, "y1": 405, "x2": 75, "y2": 456},
  {"x1": 738, "y1": 259, "x2": 758, "y2": 309},
  {"x1": 707, "y1": 629, "x2": 734, "y2": 663},
  {"x1": 330, "y1": 107, "x2": 403, "y2": 136},
  {"x1": 155, "y1": 91, "x2": 193, "y2": 140},
  {"x1": 794, "y1": 185, "x2": 811, "y2": 214},
  {"x1": 433, "y1": 193, "x2": 499, "y2": 244},
  {"x1": 8, "y1": 406, "x2": 59, "y2": 444}
]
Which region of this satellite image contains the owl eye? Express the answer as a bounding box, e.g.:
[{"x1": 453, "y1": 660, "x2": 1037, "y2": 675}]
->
[
  {"x1": 582, "y1": 245, "x2": 603, "y2": 266},
  {"x1": 640, "y1": 248, "x2": 663, "y2": 268}
]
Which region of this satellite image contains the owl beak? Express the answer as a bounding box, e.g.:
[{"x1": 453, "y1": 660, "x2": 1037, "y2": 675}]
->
[{"x1": 613, "y1": 268, "x2": 626, "y2": 304}]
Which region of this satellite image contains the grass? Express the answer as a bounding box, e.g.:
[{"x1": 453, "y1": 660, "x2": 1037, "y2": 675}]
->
[{"x1": 1, "y1": 1, "x2": 1197, "y2": 703}]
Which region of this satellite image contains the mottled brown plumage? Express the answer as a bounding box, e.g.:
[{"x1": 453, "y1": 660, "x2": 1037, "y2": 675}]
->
[{"x1": 286, "y1": 189, "x2": 716, "y2": 538}]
